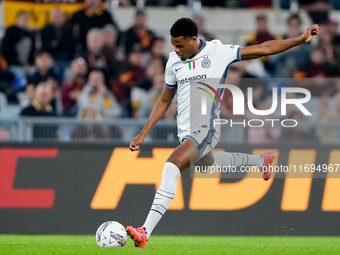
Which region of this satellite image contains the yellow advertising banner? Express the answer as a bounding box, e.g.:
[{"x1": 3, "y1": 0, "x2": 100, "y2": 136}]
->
[
  {"x1": 91, "y1": 148, "x2": 340, "y2": 212},
  {"x1": 4, "y1": 1, "x2": 84, "y2": 28}
]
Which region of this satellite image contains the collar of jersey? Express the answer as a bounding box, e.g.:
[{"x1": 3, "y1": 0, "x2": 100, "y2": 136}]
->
[
  {"x1": 186, "y1": 39, "x2": 206, "y2": 61},
  {"x1": 198, "y1": 39, "x2": 207, "y2": 54}
]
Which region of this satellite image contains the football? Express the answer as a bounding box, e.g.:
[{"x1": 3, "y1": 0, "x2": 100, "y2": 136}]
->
[{"x1": 96, "y1": 221, "x2": 127, "y2": 248}]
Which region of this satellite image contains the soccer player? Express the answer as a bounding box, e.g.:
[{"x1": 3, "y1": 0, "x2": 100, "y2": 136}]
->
[{"x1": 126, "y1": 18, "x2": 319, "y2": 247}]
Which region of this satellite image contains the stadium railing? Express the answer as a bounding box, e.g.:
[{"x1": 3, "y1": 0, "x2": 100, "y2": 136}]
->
[{"x1": 0, "y1": 117, "x2": 339, "y2": 144}]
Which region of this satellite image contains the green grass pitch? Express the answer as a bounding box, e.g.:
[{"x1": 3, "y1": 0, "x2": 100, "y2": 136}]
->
[{"x1": 1, "y1": 235, "x2": 340, "y2": 255}]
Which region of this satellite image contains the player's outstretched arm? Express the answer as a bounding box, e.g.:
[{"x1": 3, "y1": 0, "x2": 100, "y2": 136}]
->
[
  {"x1": 241, "y1": 24, "x2": 319, "y2": 60},
  {"x1": 129, "y1": 87, "x2": 177, "y2": 151}
]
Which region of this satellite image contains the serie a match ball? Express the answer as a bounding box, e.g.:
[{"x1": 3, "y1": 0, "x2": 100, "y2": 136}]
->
[{"x1": 96, "y1": 221, "x2": 127, "y2": 248}]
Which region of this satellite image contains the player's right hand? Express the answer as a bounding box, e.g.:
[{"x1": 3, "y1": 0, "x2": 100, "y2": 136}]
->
[
  {"x1": 301, "y1": 24, "x2": 319, "y2": 43},
  {"x1": 129, "y1": 134, "x2": 146, "y2": 151}
]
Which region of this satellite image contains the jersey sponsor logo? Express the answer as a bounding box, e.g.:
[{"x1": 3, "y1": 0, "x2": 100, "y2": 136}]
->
[
  {"x1": 201, "y1": 57, "x2": 211, "y2": 69},
  {"x1": 175, "y1": 67, "x2": 183, "y2": 72},
  {"x1": 177, "y1": 74, "x2": 207, "y2": 85},
  {"x1": 188, "y1": 61, "x2": 196, "y2": 70}
]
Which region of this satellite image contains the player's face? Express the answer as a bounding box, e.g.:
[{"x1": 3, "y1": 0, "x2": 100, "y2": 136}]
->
[{"x1": 171, "y1": 36, "x2": 198, "y2": 61}]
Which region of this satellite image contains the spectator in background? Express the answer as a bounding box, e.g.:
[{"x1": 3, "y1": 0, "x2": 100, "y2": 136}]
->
[
  {"x1": 0, "y1": 46, "x2": 16, "y2": 104},
  {"x1": 307, "y1": 47, "x2": 326, "y2": 77},
  {"x1": 141, "y1": 37, "x2": 167, "y2": 68},
  {"x1": 62, "y1": 58, "x2": 87, "y2": 116},
  {"x1": 136, "y1": 57, "x2": 164, "y2": 91},
  {"x1": 150, "y1": 37, "x2": 167, "y2": 66},
  {"x1": 317, "y1": 25, "x2": 336, "y2": 64},
  {"x1": 114, "y1": 48, "x2": 145, "y2": 116},
  {"x1": 246, "y1": 14, "x2": 280, "y2": 45},
  {"x1": 315, "y1": 98, "x2": 337, "y2": 143},
  {"x1": 298, "y1": 0, "x2": 332, "y2": 24},
  {"x1": 103, "y1": 24, "x2": 125, "y2": 61},
  {"x1": 71, "y1": 107, "x2": 109, "y2": 141},
  {"x1": 82, "y1": 28, "x2": 121, "y2": 87},
  {"x1": 41, "y1": 8, "x2": 77, "y2": 76},
  {"x1": 295, "y1": 47, "x2": 336, "y2": 96},
  {"x1": 26, "y1": 52, "x2": 61, "y2": 111},
  {"x1": 131, "y1": 57, "x2": 163, "y2": 117},
  {"x1": 123, "y1": 10, "x2": 155, "y2": 55},
  {"x1": 271, "y1": 14, "x2": 312, "y2": 78},
  {"x1": 325, "y1": 19, "x2": 340, "y2": 66},
  {"x1": 244, "y1": 0, "x2": 272, "y2": 8},
  {"x1": 71, "y1": 0, "x2": 120, "y2": 50},
  {"x1": 283, "y1": 14, "x2": 303, "y2": 39},
  {"x1": 193, "y1": 15, "x2": 214, "y2": 41},
  {"x1": 2, "y1": 11, "x2": 34, "y2": 72},
  {"x1": 78, "y1": 70, "x2": 122, "y2": 119},
  {"x1": 21, "y1": 82, "x2": 55, "y2": 117},
  {"x1": 137, "y1": 73, "x2": 165, "y2": 119},
  {"x1": 246, "y1": 14, "x2": 281, "y2": 73},
  {"x1": 327, "y1": 18, "x2": 340, "y2": 48},
  {"x1": 21, "y1": 83, "x2": 57, "y2": 140}
]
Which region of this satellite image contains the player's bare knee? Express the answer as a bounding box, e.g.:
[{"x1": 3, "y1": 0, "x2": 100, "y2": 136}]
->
[{"x1": 166, "y1": 156, "x2": 183, "y2": 170}]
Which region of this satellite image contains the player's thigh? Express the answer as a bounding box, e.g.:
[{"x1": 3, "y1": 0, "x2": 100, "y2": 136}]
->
[
  {"x1": 194, "y1": 150, "x2": 215, "y2": 168},
  {"x1": 166, "y1": 138, "x2": 199, "y2": 173},
  {"x1": 193, "y1": 128, "x2": 220, "y2": 168}
]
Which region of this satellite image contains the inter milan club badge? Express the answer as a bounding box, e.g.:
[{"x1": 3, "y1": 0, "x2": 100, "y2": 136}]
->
[{"x1": 201, "y1": 57, "x2": 211, "y2": 69}]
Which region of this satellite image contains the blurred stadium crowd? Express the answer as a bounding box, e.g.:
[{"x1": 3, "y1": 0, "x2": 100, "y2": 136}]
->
[{"x1": 0, "y1": 0, "x2": 340, "y2": 143}]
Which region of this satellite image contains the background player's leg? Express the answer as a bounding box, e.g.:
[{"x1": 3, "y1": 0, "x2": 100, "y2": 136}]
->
[{"x1": 142, "y1": 139, "x2": 198, "y2": 239}]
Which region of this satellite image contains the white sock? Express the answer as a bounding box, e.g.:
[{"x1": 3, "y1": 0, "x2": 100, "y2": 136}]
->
[
  {"x1": 142, "y1": 162, "x2": 180, "y2": 239},
  {"x1": 213, "y1": 151, "x2": 264, "y2": 168}
]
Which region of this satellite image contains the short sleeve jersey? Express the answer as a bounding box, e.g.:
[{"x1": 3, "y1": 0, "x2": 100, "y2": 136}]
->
[{"x1": 164, "y1": 39, "x2": 242, "y2": 139}]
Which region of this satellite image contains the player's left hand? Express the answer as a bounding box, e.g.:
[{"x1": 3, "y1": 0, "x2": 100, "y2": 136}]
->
[{"x1": 301, "y1": 24, "x2": 319, "y2": 43}]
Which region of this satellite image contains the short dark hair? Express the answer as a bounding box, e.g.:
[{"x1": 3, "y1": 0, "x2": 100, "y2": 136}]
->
[
  {"x1": 35, "y1": 51, "x2": 52, "y2": 60},
  {"x1": 151, "y1": 36, "x2": 164, "y2": 47},
  {"x1": 170, "y1": 18, "x2": 198, "y2": 38},
  {"x1": 256, "y1": 14, "x2": 267, "y2": 21},
  {"x1": 16, "y1": 10, "x2": 28, "y2": 18},
  {"x1": 135, "y1": 9, "x2": 145, "y2": 17},
  {"x1": 287, "y1": 14, "x2": 301, "y2": 25}
]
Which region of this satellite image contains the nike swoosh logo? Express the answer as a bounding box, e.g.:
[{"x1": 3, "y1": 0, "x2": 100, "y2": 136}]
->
[{"x1": 175, "y1": 67, "x2": 183, "y2": 72}]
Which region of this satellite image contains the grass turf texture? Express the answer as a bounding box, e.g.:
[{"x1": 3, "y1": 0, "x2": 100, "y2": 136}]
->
[{"x1": 1, "y1": 235, "x2": 340, "y2": 255}]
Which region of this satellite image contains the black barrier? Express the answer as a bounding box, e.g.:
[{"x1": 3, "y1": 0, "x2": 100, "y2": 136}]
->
[{"x1": 0, "y1": 143, "x2": 340, "y2": 235}]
